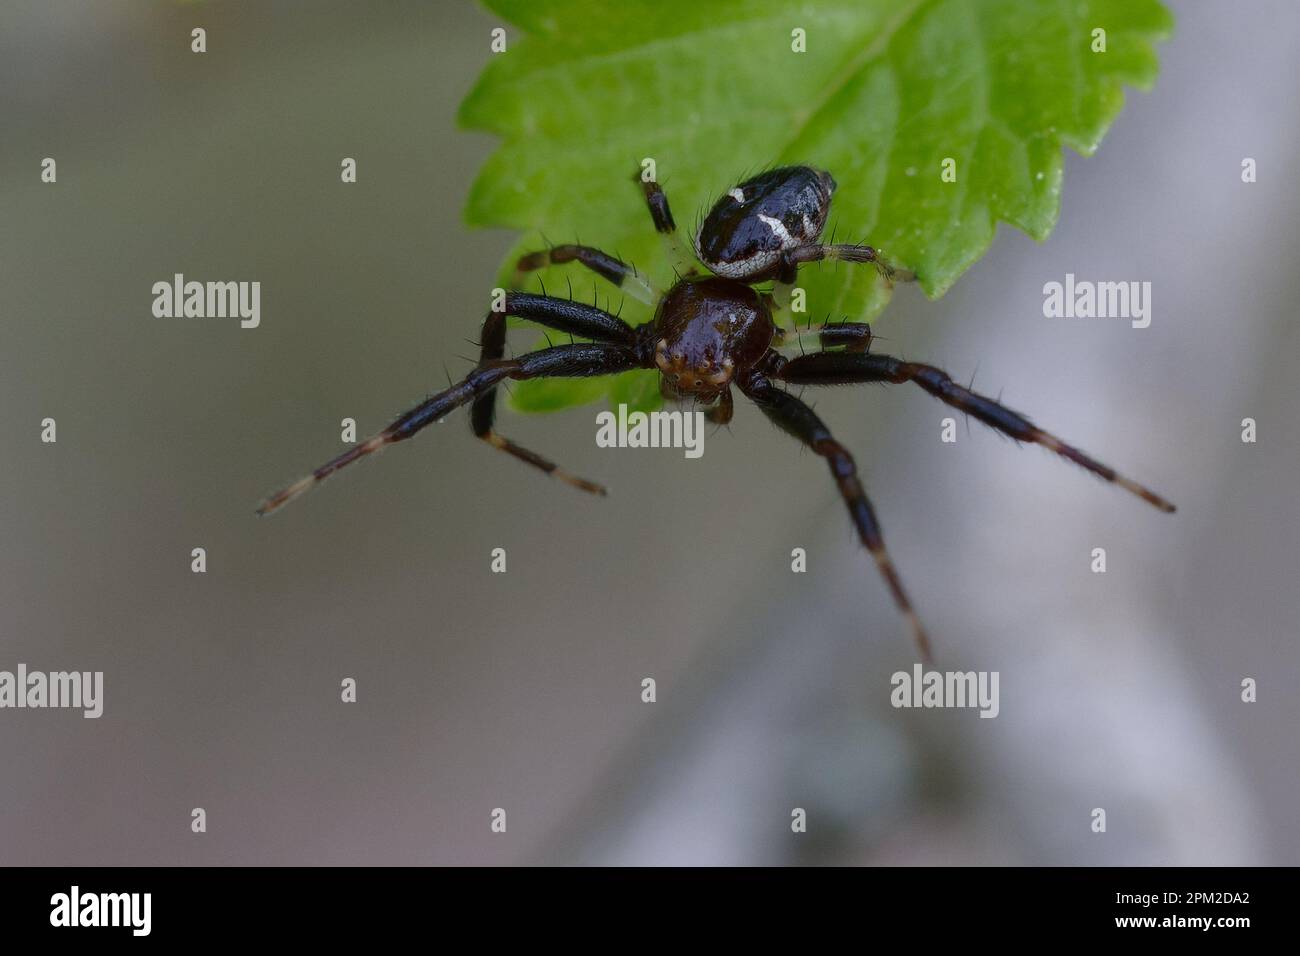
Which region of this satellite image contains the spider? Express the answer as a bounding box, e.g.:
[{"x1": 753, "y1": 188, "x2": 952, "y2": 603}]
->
[{"x1": 258, "y1": 165, "x2": 1175, "y2": 662}]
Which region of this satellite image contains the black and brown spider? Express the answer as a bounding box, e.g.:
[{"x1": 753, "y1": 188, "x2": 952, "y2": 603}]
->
[{"x1": 259, "y1": 165, "x2": 1175, "y2": 662}]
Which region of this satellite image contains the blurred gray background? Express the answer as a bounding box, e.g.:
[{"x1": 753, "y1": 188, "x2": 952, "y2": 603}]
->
[{"x1": 0, "y1": 0, "x2": 1295, "y2": 865}]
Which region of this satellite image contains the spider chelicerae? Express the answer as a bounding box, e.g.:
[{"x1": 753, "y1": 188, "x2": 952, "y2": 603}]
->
[{"x1": 259, "y1": 165, "x2": 1176, "y2": 661}]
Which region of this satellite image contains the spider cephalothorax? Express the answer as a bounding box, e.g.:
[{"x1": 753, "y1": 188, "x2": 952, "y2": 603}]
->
[
  {"x1": 652, "y1": 278, "x2": 773, "y2": 400},
  {"x1": 260, "y1": 165, "x2": 1175, "y2": 662}
]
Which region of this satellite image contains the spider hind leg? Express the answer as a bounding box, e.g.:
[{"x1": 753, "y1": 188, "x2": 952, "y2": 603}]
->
[
  {"x1": 636, "y1": 172, "x2": 699, "y2": 277},
  {"x1": 788, "y1": 243, "x2": 916, "y2": 283},
  {"x1": 512, "y1": 244, "x2": 656, "y2": 306}
]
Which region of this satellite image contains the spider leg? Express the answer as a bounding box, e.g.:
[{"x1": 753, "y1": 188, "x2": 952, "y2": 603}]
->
[
  {"x1": 778, "y1": 351, "x2": 1176, "y2": 513},
  {"x1": 494, "y1": 291, "x2": 639, "y2": 344},
  {"x1": 470, "y1": 294, "x2": 641, "y2": 494},
  {"x1": 257, "y1": 343, "x2": 641, "y2": 515},
  {"x1": 772, "y1": 316, "x2": 875, "y2": 353},
  {"x1": 786, "y1": 243, "x2": 916, "y2": 283},
  {"x1": 512, "y1": 244, "x2": 657, "y2": 306},
  {"x1": 741, "y1": 374, "x2": 933, "y2": 662},
  {"x1": 636, "y1": 173, "x2": 699, "y2": 277}
]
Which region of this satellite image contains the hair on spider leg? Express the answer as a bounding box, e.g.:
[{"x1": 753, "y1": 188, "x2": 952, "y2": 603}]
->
[{"x1": 963, "y1": 362, "x2": 982, "y2": 438}]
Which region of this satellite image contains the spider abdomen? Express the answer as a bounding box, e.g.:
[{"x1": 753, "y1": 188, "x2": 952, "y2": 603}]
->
[
  {"x1": 695, "y1": 165, "x2": 836, "y2": 280},
  {"x1": 653, "y1": 277, "x2": 774, "y2": 396}
]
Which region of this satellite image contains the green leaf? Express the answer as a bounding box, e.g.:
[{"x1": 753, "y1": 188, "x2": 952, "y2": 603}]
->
[
  {"x1": 505, "y1": 371, "x2": 613, "y2": 413},
  {"x1": 460, "y1": 0, "x2": 1171, "y2": 414}
]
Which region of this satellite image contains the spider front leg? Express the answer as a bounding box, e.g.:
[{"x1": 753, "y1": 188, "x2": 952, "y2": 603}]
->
[
  {"x1": 257, "y1": 338, "x2": 642, "y2": 515},
  {"x1": 471, "y1": 293, "x2": 641, "y2": 495},
  {"x1": 778, "y1": 351, "x2": 1176, "y2": 513},
  {"x1": 637, "y1": 173, "x2": 699, "y2": 277},
  {"x1": 512, "y1": 244, "x2": 657, "y2": 306},
  {"x1": 741, "y1": 374, "x2": 933, "y2": 663}
]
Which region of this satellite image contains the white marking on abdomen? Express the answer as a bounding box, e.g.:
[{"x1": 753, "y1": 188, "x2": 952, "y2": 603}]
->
[{"x1": 758, "y1": 213, "x2": 793, "y2": 245}]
